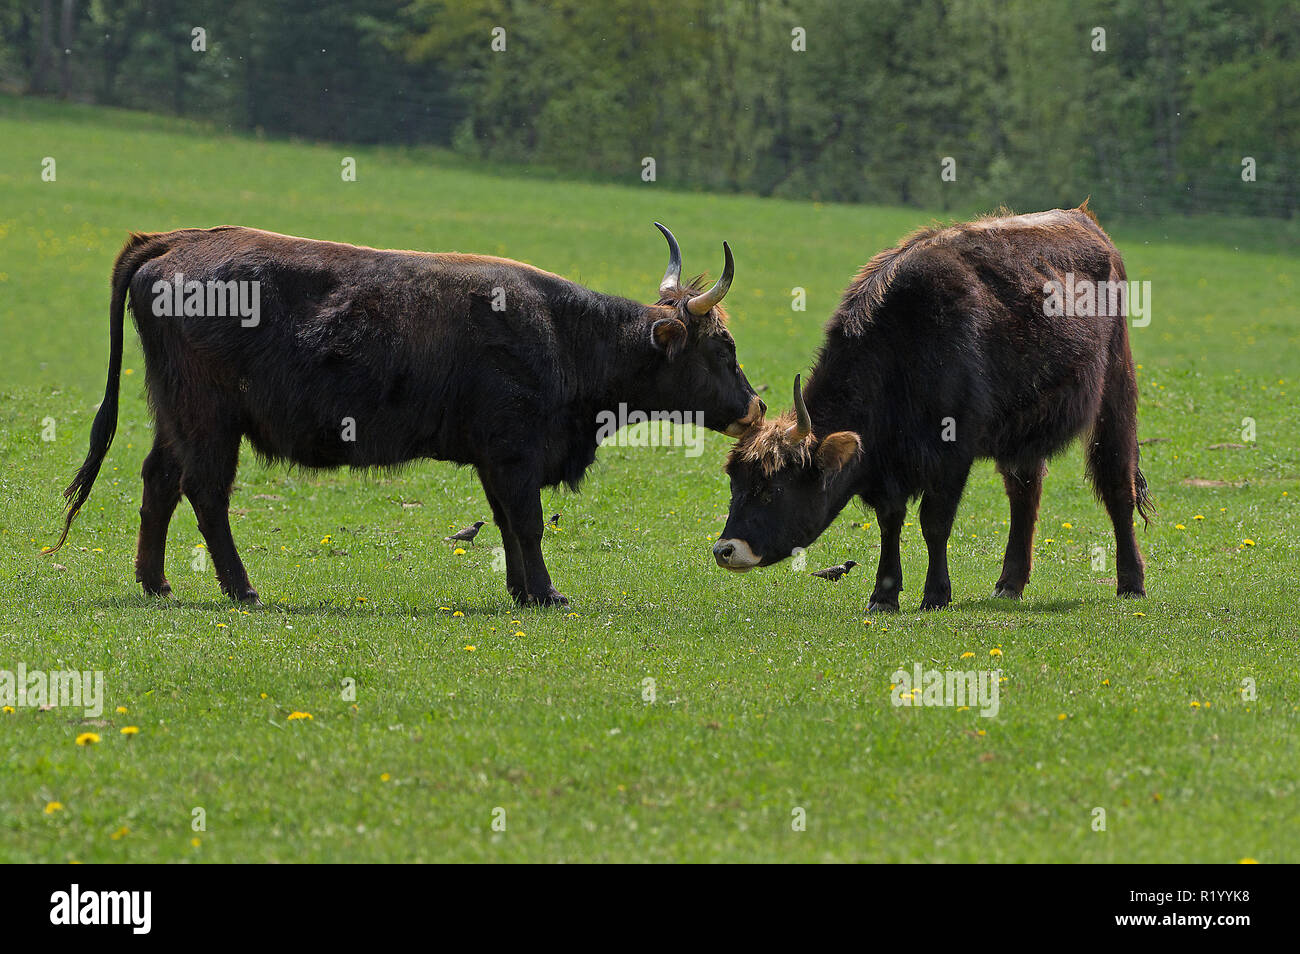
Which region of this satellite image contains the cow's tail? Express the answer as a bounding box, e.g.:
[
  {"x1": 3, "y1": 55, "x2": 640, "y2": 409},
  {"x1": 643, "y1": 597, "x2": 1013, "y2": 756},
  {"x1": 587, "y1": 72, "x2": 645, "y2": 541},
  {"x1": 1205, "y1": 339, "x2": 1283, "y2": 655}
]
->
[
  {"x1": 1086, "y1": 251, "x2": 1155, "y2": 528},
  {"x1": 45, "y1": 233, "x2": 164, "y2": 554}
]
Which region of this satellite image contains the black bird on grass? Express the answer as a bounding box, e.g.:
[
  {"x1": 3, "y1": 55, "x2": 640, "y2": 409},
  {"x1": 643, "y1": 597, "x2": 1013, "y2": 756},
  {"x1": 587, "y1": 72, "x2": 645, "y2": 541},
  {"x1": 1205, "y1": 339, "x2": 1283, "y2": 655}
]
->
[
  {"x1": 444, "y1": 521, "x2": 485, "y2": 544},
  {"x1": 811, "y1": 560, "x2": 857, "y2": 581}
]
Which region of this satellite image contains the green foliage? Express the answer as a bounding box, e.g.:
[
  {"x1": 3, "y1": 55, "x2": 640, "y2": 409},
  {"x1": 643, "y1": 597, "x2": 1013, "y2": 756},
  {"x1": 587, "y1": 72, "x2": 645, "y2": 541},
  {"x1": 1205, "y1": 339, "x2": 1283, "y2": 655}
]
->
[{"x1": 0, "y1": 0, "x2": 1294, "y2": 213}]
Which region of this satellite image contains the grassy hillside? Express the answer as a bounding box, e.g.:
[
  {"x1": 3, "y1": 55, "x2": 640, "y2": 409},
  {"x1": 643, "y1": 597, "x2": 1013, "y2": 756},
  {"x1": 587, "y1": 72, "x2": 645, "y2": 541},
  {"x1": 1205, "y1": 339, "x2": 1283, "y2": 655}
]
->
[{"x1": 0, "y1": 96, "x2": 1296, "y2": 862}]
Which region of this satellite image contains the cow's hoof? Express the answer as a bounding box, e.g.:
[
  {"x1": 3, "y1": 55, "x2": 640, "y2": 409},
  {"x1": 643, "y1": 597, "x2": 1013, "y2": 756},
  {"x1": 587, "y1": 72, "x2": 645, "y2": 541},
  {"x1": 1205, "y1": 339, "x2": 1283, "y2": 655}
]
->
[
  {"x1": 867, "y1": 599, "x2": 899, "y2": 614},
  {"x1": 1117, "y1": 587, "x2": 1146, "y2": 599},
  {"x1": 526, "y1": 588, "x2": 570, "y2": 608},
  {"x1": 140, "y1": 580, "x2": 173, "y2": 598},
  {"x1": 992, "y1": 586, "x2": 1022, "y2": 600},
  {"x1": 227, "y1": 588, "x2": 261, "y2": 605},
  {"x1": 920, "y1": 594, "x2": 951, "y2": 611}
]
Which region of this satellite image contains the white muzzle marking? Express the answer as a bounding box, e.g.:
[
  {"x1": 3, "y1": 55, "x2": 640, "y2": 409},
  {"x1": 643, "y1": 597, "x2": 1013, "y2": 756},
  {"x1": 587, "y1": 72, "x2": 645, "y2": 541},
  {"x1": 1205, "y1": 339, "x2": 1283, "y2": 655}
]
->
[{"x1": 714, "y1": 537, "x2": 762, "y2": 571}]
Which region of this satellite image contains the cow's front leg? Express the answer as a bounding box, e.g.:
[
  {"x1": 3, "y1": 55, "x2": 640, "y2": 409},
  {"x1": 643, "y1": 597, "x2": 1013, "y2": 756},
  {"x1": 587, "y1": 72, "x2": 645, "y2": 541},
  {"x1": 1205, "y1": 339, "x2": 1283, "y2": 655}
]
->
[
  {"x1": 478, "y1": 474, "x2": 526, "y2": 602},
  {"x1": 918, "y1": 464, "x2": 971, "y2": 610},
  {"x1": 483, "y1": 466, "x2": 567, "y2": 607},
  {"x1": 868, "y1": 500, "x2": 906, "y2": 612}
]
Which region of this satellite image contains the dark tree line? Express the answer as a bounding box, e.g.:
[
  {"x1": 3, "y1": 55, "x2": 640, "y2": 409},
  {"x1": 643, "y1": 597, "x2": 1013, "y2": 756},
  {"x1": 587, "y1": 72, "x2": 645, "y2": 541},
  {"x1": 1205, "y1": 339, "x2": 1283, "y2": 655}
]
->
[{"x1": 2, "y1": 0, "x2": 1295, "y2": 216}]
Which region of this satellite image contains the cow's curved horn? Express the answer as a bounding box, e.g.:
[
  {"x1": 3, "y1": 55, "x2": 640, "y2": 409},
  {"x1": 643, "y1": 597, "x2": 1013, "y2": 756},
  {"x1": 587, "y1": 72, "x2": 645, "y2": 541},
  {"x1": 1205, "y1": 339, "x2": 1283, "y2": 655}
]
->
[
  {"x1": 784, "y1": 373, "x2": 812, "y2": 442},
  {"x1": 655, "y1": 222, "x2": 682, "y2": 295},
  {"x1": 686, "y1": 242, "x2": 734, "y2": 315}
]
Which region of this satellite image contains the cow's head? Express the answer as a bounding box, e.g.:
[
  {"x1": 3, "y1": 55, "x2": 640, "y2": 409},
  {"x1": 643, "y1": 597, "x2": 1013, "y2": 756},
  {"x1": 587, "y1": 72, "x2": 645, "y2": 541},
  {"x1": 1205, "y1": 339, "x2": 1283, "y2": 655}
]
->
[
  {"x1": 642, "y1": 224, "x2": 764, "y2": 436},
  {"x1": 713, "y1": 375, "x2": 862, "y2": 570}
]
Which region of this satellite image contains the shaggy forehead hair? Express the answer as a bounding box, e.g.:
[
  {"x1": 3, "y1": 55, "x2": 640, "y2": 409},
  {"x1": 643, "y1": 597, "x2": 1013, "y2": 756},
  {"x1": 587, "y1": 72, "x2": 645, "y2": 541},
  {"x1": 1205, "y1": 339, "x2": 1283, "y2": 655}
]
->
[
  {"x1": 727, "y1": 412, "x2": 813, "y2": 476},
  {"x1": 657, "y1": 274, "x2": 730, "y2": 335}
]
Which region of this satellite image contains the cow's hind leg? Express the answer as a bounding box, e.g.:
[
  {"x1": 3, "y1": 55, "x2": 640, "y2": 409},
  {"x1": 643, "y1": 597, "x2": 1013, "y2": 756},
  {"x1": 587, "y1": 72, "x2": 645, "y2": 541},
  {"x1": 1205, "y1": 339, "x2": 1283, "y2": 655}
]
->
[
  {"x1": 181, "y1": 426, "x2": 259, "y2": 604},
  {"x1": 994, "y1": 458, "x2": 1046, "y2": 599},
  {"x1": 1086, "y1": 338, "x2": 1149, "y2": 597},
  {"x1": 918, "y1": 462, "x2": 972, "y2": 610},
  {"x1": 868, "y1": 500, "x2": 907, "y2": 613},
  {"x1": 135, "y1": 434, "x2": 183, "y2": 596}
]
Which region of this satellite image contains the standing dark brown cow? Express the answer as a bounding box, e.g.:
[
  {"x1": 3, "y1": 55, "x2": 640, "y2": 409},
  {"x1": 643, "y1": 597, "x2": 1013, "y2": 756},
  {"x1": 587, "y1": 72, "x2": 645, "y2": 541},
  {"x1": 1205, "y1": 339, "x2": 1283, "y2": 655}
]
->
[
  {"x1": 49, "y1": 224, "x2": 765, "y2": 607},
  {"x1": 713, "y1": 205, "x2": 1152, "y2": 610}
]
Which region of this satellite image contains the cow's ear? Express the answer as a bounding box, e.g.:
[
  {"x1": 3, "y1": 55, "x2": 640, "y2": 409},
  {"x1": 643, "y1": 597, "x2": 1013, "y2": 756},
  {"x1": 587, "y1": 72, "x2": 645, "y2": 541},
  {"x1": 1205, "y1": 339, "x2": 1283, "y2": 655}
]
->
[
  {"x1": 817, "y1": 431, "x2": 862, "y2": 472},
  {"x1": 651, "y1": 317, "x2": 688, "y2": 359}
]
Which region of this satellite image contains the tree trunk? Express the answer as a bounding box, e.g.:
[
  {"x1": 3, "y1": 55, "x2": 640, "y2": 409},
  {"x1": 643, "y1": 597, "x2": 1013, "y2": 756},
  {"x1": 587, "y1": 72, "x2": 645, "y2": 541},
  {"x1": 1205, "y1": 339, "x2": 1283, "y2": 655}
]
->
[
  {"x1": 58, "y1": 0, "x2": 75, "y2": 100},
  {"x1": 32, "y1": 0, "x2": 54, "y2": 94}
]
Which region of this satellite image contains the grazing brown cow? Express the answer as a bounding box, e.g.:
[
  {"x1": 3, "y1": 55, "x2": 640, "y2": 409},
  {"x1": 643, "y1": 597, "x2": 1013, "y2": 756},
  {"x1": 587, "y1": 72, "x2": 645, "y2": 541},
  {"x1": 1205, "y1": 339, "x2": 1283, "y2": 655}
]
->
[
  {"x1": 713, "y1": 204, "x2": 1152, "y2": 610},
  {"x1": 49, "y1": 224, "x2": 765, "y2": 607}
]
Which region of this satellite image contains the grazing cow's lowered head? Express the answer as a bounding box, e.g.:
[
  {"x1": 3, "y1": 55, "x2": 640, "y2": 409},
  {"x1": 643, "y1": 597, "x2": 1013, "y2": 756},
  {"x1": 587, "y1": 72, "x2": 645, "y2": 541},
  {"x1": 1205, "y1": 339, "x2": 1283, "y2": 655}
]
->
[
  {"x1": 714, "y1": 375, "x2": 861, "y2": 570},
  {"x1": 645, "y1": 223, "x2": 764, "y2": 436}
]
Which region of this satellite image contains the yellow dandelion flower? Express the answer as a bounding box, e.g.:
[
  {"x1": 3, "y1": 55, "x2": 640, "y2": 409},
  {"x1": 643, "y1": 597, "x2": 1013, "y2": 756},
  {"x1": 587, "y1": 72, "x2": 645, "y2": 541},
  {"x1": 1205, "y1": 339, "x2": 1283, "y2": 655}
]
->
[
  {"x1": 1132, "y1": 611, "x2": 1146, "y2": 617},
  {"x1": 464, "y1": 645, "x2": 476, "y2": 652},
  {"x1": 452, "y1": 610, "x2": 465, "y2": 617},
  {"x1": 44, "y1": 801, "x2": 63, "y2": 814},
  {"x1": 1102, "y1": 678, "x2": 1110, "y2": 686},
  {"x1": 2, "y1": 706, "x2": 13, "y2": 714},
  {"x1": 976, "y1": 729, "x2": 987, "y2": 736},
  {"x1": 75, "y1": 732, "x2": 100, "y2": 746},
  {"x1": 380, "y1": 773, "x2": 391, "y2": 782},
  {"x1": 1061, "y1": 522, "x2": 1073, "y2": 529},
  {"x1": 960, "y1": 651, "x2": 975, "y2": 659},
  {"x1": 513, "y1": 630, "x2": 526, "y2": 638},
  {"x1": 439, "y1": 606, "x2": 451, "y2": 611},
  {"x1": 320, "y1": 535, "x2": 332, "y2": 544},
  {"x1": 1239, "y1": 858, "x2": 1258, "y2": 864},
  {"x1": 286, "y1": 711, "x2": 313, "y2": 721},
  {"x1": 216, "y1": 622, "x2": 228, "y2": 628},
  {"x1": 115, "y1": 706, "x2": 127, "y2": 714},
  {"x1": 259, "y1": 692, "x2": 267, "y2": 699},
  {"x1": 120, "y1": 726, "x2": 139, "y2": 736},
  {"x1": 1175, "y1": 524, "x2": 1186, "y2": 530},
  {"x1": 191, "y1": 837, "x2": 202, "y2": 848},
  {"x1": 110, "y1": 826, "x2": 129, "y2": 840},
  {"x1": 1193, "y1": 514, "x2": 1204, "y2": 520},
  {"x1": 989, "y1": 648, "x2": 1002, "y2": 657},
  {"x1": 1242, "y1": 538, "x2": 1255, "y2": 547},
  {"x1": 453, "y1": 547, "x2": 466, "y2": 555},
  {"x1": 1043, "y1": 537, "x2": 1055, "y2": 544},
  {"x1": 1190, "y1": 700, "x2": 1201, "y2": 708}
]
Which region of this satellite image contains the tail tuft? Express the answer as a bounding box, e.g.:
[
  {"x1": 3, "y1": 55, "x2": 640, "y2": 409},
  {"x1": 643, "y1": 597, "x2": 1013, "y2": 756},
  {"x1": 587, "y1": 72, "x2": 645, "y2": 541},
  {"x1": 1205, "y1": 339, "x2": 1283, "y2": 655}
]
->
[{"x1": 1135, "y1": 465, "x2": 1155, "y2": 526}]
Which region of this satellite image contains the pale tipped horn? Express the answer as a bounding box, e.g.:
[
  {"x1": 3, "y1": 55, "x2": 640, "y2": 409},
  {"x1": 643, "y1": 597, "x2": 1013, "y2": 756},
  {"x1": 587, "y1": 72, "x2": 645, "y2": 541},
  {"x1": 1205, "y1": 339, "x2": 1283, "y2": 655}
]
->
[
  {"x1": 686, "y1": 241, "x2": 734, "y2": 315},
  {"x1": 655, "y1": 222, "x2": 682, "y2": 296},
  {"x1": 784, "y1": 373, "x2": 812, "y2": 442}
]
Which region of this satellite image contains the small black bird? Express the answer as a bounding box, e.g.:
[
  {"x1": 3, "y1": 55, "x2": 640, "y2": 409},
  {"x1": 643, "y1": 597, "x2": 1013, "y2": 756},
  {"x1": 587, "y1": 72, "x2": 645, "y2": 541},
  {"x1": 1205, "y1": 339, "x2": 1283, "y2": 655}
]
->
[
  {"x1": 444, "y1": 521, "x2": 485, "y2": 544},
  {"x1": 547, "y1": 513, "x2": 561, "y2": 528},
  {"x1": 812, "y1": 560, "x2": 858, "y2": 581}
]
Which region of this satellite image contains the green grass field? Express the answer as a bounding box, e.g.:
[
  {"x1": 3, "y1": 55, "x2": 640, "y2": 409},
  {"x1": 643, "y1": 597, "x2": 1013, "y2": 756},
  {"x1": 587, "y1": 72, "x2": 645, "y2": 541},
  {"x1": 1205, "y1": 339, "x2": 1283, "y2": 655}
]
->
[{"x1": 1, "y1": 95, "x2": 1297, "y2": 862}]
